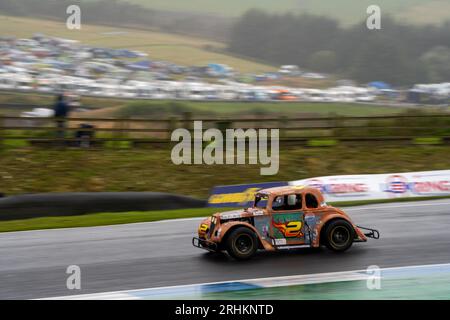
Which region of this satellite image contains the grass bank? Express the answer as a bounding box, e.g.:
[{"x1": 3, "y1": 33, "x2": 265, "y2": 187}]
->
[{"x1": 1, "y1": 146, "x2": 449, "y2": 197}]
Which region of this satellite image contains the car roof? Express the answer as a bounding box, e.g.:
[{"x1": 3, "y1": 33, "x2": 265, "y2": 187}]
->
[
  {"x1": 257, "y1": 186, "x2": 324, "y2": 200},
  {"x1": 257, "y1": 185, "x2": 325, "y2": 203}
]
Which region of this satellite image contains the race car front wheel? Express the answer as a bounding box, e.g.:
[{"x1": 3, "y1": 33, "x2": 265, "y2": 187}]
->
[
  {"x1": 323, "y1": 219, "x2": 354, "y2": 252},
  {"x1": 225, "y1": 227, "x2": 258, "y2": 260}
]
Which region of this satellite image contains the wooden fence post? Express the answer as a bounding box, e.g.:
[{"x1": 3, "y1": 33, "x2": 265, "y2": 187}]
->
[
  {"x1": 123, "y1": 117, "x2": 130, "y2": 143},
  {"x1": 183, "y1": 111, "x2": 192, "y2": 131},
  {"x1": 278, "y1": 115, "x2": 288, "y2": 139},
  {"x1": 168, "y1": 116, "x2": 177, "y2": 141},
  {"x1": 328, "y1": 112, "x2": 342, "y2": 139}
]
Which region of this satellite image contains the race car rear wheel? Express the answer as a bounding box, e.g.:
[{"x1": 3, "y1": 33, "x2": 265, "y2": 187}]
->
[
  {"x1": 225, "y1": 227, "x2": 258, "y2": 260},
  {"x1": 323, "y1": 219, "x2": 354, "y2": 252}
]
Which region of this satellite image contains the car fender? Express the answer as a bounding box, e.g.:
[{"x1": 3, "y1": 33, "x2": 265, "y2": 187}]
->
[
  {"x1": 198, "y1": 217, "x2": 211, "y2": 238},
  {"x1": 318, "y1": 213, "x2": 367, "y2": 243},
  {"x1": 218, "y1": 221, "x2": 274, "y2": 251}
]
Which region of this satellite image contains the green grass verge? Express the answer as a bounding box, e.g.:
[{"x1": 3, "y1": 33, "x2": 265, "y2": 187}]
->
[
  {"x1": 2, "y1": 139, "x2": 30, "y2": 148},
  {"x1": 307, "y1": 139, "x2": 338, "y2": 147},
  {"x1": 0, "y1": 207, "x2": 233, "y2": 233},
  {"x1": 413, "y1": 137, "x2": 443, "y2": 145},
  {"x1": 1, "y1": 196, "x2": 450, "y2": 233}
]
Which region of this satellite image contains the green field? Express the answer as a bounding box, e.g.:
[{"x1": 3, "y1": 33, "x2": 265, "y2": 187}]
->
[
  {"x1": 115, "y1": 100, "x2": 409, "y2": 118},
  {"x1": 122, "y1": 0, "x2": 450, "y2": 25},
  {"x1": 0, "y1": 90, "x2": 422, "y2": 118},
  {"x1": 0, "y1": 15, "x2": 274, "y2": 73}
]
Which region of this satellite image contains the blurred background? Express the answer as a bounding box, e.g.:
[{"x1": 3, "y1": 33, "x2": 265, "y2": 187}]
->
[{"x1": 0, "y1": 0, "x2": 449, "y2": 198}]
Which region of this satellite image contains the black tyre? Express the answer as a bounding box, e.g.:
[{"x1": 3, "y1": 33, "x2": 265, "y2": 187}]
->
[
  {"x1": 322, "y1": 219, "x2": 354, "y2": 252},
  {"x1": 225, "y1": 227, "x2": 258, "y2": 260}
]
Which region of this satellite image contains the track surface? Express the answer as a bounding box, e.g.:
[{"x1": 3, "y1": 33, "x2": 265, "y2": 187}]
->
[{"x1": 1, "y1": 199, "x2": 450, "y2": 299}]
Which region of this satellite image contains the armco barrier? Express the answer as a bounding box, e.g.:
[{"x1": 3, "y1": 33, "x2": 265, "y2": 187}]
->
[{"x1": 0, "y1": 192, "x2": 206, "y2": 221}]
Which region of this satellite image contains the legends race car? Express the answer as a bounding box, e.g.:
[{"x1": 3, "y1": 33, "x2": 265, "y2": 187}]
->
[{"x1": 193, "y1": 185, "x2": 379, "y2": 260}]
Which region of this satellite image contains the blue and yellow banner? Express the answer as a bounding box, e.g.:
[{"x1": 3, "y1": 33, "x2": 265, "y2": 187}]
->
[{"x1": 208, "y1": 182, "x2": 288, "y2": 208}]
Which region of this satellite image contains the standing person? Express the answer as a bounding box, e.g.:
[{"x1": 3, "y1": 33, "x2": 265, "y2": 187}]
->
[{"x1": 53, "y1": 93, "x2": 69, "y2": 140}]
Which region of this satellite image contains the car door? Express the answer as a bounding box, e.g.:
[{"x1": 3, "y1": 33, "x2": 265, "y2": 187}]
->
[
  {"x1": 302, "y1": 192, "x2": 324, "y2": 245},
  {"x1": 269, "y1": 193, "x2": 305, "y2": 246}
]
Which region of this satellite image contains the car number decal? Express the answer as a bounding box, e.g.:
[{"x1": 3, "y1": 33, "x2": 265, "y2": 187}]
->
[{"x1": 273, "y1": 220, "x2": 303, "y2": 238}]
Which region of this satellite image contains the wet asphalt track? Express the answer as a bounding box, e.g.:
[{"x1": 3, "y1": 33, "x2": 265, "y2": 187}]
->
[{"x1": 0, "y1": 199, "x2": 450, "y2": 299}]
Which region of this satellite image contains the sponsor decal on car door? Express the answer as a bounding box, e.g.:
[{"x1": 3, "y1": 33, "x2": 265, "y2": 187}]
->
[{"x1": 271, "y1": 212, "x2": 305, "y2": 245}]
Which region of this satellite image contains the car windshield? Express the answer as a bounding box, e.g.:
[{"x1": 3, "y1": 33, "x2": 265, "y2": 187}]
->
[{"x1": 254, "y1": 194, "x2": 268, "y2": 209}]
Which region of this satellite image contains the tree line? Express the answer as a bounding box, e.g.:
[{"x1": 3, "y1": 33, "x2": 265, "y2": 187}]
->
[{"x1": 228, "y1": 9, "x2": 450, "y2": 85}]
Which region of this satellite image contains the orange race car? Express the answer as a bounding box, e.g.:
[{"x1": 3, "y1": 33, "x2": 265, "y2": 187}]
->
[{"x1": 193, "y1": 186, "x2": 379, "y2": 260}]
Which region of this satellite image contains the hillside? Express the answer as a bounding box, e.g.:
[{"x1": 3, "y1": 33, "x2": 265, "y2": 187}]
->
[
  {"x1": 124, "y1": 0, "x2": 450, "y2": 25},
  {"x1": 0, "y1": 15, "x2": 274, "y2": 73}
]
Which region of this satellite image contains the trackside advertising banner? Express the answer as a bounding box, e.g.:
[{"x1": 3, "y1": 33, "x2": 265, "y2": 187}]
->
[
  {"x1": 207, "y1": 170, "x2": 450, "y2": 207},
  {"x1": 289, "y1": 170, "x2": 450, "y2": 202},
  {"x1": 208, "y1": 181, "x2": 288, "y2": 207}
]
